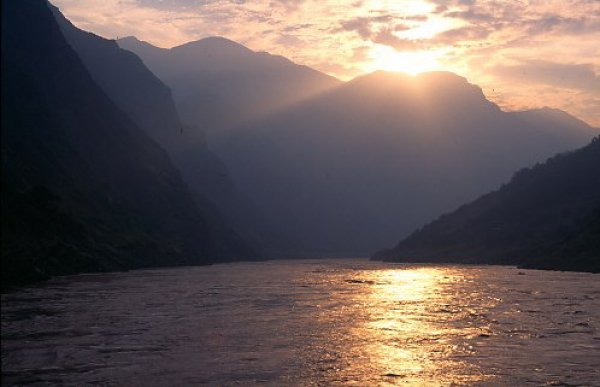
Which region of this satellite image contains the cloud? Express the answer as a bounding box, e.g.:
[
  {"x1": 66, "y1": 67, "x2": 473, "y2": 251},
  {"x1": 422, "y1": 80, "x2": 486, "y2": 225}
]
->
[
  {"x1": 133, "y1": 0, "x2": 205, "y2": 11},
  {"x1": 444, "y1": 9, "x2": 494, "y2": 23},
  {"x1": 274, "y1": 34, "x2": 306, "y2": 48},
  {"x1": 492, "y1": 60, "x2": 600, "y2": 95},
  {"x1": 431, "y1": 25, "x2": 491, "y2": 45},
  {"x1": 336, "y1": 14, "x2": 426, "y2": 52},
  {"x1": 428, "y1": 0, "x2": 475, "y2": 11},
  {"x1": 282, "y1": 23, "x2": 314, "y2": 32},
  {"x1": 404, "y1": 15, "x2": 428, "y2": 22},
  {"x1": 337, "y1": 15, "x2": 396, "y2": 39},
  {"x1": 524, "y1": 14, "x2": 600, "y2": 36},
  {"x1": 372, "y1": 28, "x2": 422, "y2": 51},
  {"x1": 350, "y1": 45, "x2": 370, "y2": 61},
  {"x1": 269, "y1": 0, "x2": 307, "y2": 12}
]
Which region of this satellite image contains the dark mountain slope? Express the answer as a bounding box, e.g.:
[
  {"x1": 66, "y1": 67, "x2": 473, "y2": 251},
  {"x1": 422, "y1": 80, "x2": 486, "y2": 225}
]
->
[
  {"x1": 117, "y1": 36, "x2": 341, "y2": 141},
  {"x1": 215, "y1": 71, "x2": 598, "y2": 256},
  {"x1": 373, "y1": 137, "x2": 600, "y2": 272},
  {"x1": 50, "y1": 4, "x2": 258, "y2": 259},
  {"x1": 50, "y1": 5, "x2": 182, "y2": 145},
  {"x1": 1, "y1": 0, "x2": 249, "y2": 286}
]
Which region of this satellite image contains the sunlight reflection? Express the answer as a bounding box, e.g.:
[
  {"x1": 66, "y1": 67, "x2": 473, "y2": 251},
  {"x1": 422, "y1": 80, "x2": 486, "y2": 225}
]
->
[{"x1": 358, "y1": 267, "x2": 492, "y2": 385}]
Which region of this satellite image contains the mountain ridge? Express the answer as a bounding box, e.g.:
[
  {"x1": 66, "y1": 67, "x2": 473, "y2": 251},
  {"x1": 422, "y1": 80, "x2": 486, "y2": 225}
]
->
[
  {"x1": 117, "y1": 35, "x2": 341, "y2": 140},
  {"x1": 50, "y1": 2, "x2": 259, "y2": 262},
  {"x1": 213, "y1": 67, "x2": 597, "y2": 256},
  {"x1": 115, "y1": 35, "x2": 600, "y2": 257},
  {"x1": 373, "y1": 136, "x2": 600, "y2": 272},
  {"x1": 1, "y1": 0, "x2": 254, "y2": 287}
]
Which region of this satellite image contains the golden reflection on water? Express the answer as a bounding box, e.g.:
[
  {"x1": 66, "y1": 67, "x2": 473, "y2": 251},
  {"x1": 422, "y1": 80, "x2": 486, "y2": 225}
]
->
[{"x1": 350, "y1": 267, "x2": 495, "y2": 385}]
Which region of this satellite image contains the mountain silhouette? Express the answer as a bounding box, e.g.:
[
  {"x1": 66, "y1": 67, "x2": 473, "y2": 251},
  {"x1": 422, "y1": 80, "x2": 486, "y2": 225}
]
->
[
  {"x1": 121, "y1": 35, "x2": 597, "y2": 257},
  {"x1": 50, "y1": 4, "x2": 260, "y2": 258},
  {"x1": 107, "y1": 34, "x2": 600, "y2": 257},
  {"x1": 1, "y1": 0, "x2": 253, "y2": 286},
  {"x1": 118, "y1": 35, "x2": 342, "y2": 248},
  {"x1": 117, "y1": 36, "x2": 341, "y2": 141},
  {"x1": 373, "y1": 136, "x2": 600, "y2": 272},
  {"x1": 214, "y1": 71, "x2": 598, "y2": 256},
  {"x1": 51, "y1": 6, "x2": 182, "y2": 145}
]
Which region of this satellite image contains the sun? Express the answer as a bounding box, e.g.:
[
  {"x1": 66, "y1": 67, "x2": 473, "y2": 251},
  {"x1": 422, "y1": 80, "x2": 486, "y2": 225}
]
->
[{"x1": 365, "y1": 45, "x2": 447, "y2": 75}]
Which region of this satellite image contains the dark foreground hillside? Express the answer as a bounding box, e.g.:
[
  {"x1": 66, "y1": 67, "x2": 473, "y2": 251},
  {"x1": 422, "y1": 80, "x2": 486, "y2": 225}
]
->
[
  {"x1": 1, "y1": 0, "x2": 253, "y2": 287},
  {"x1": 374, "y1": 137, "x2": 600, "y2": 273},
  {"x1": 50, "y1": 3, "x2": 258, "y2": 259}
]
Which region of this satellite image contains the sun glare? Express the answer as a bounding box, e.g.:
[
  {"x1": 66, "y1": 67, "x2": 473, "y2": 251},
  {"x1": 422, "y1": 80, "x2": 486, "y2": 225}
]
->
[{"x1": 365, "y1": 45, "x2": 447, "y2": 75}]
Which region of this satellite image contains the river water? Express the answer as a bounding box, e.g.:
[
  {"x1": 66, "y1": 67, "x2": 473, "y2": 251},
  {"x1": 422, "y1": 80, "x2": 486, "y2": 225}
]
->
[{"x1": 2, "y1": 259, "x2": 599, "y2": 386}]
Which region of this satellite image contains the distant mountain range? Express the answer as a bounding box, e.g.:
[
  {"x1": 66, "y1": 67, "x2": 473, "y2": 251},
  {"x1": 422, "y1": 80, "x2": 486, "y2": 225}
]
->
[
  {"x1": 217, "y1": 72, "x2": 597, "y2": 256},
  {"x1": 117, "y1": 34, "x2": 344, "y2": 250},
  {"x1": 118, "y1": 36, "x2": 340, "y2": 142},
  {"x1": 118, "y1": 38, "x2": 598, "y2": 257},
  {"x1": 1, "y1": 0, "x2": 255, "y2": 286},
  {"x1": 374, "y1": 136, "x2": 600, "y2": 272},
  {"x1": 119, "y1": 38, "x2": 598, "y2": 256}
]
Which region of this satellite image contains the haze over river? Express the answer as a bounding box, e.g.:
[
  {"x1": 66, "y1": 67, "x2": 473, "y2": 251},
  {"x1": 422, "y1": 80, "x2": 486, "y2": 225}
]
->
[{"x1": 2, "y1": 259, "x2": 599, "y2": 386}]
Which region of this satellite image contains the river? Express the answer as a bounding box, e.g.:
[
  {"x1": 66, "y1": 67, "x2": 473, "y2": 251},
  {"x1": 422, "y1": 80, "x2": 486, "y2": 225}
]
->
[{"x1": 2, "y1": 259, "x2": 599, "y2": 386}]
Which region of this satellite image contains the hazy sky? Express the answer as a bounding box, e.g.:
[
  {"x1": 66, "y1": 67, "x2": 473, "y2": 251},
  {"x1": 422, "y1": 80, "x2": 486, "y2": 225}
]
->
[{"x1": 52, "y1": 0, "x2": 600, "y2": 126}]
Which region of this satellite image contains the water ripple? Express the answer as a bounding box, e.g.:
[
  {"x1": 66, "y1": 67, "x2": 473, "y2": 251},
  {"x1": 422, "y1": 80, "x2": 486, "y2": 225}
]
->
[{"x1": 2, "y1": 259, "x2": 599, "y2": 386}]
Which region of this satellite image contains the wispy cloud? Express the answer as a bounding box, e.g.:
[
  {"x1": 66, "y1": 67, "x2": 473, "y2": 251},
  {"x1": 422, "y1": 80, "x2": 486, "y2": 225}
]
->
[{"x1": 492, "y1": 60, "x2": 600, "y2": 95}]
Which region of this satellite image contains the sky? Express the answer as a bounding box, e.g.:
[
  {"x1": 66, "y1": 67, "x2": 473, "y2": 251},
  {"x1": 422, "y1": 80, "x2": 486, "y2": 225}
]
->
[{"x1": 52, "y1": 0, "x2": 600, "y2": 127}]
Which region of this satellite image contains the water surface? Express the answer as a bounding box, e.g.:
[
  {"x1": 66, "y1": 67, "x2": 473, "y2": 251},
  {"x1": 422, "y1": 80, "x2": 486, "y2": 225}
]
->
[{"x1": 2, "y1": 259, "x2": 599, "y2": 386}]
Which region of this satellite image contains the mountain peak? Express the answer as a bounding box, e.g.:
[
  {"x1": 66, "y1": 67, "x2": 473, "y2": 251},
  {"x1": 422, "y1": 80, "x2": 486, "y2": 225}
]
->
[
  {"x1": 172, "y1": 36, "x2": 253, "y2": 54},
  {"x1": 345, "y1": 70, "x2": 483, "y2": 104},
  {"x1": 118, "y1": 35, "x2": 141, "y2": 44},
  {"x1": 117, "y1": 35, "x2": 167, "y2": 53}
]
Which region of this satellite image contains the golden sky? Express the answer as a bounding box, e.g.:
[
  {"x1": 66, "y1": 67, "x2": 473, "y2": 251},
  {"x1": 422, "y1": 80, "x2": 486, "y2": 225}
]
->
[{"x1": 52, "y1": 0, "x2": 600, "y2": 127}]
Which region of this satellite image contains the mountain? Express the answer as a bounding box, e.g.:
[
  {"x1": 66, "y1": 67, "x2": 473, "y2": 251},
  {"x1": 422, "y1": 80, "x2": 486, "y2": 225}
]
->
[
  {"x1": 50, "y1": 5, "x2": 182, "y2": 145},
  {"x1": 50, "y1": 3, "x2": 259, "y2": 257},
  {"x1": 213, "y1": 71, "x2": 598, "y2": 256},
  {"x1": 117, "y1": 36, "x2": 341, "y2": 141},
  {"x1": 1, "y1": 0, "x2": 253, "y2": 287},
  {"x1": 373, "y1": 136, "x2": 600, "y2": 273},
  {"x1": 117, "y1": 34, "x2": 341, "y2": 248}
]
